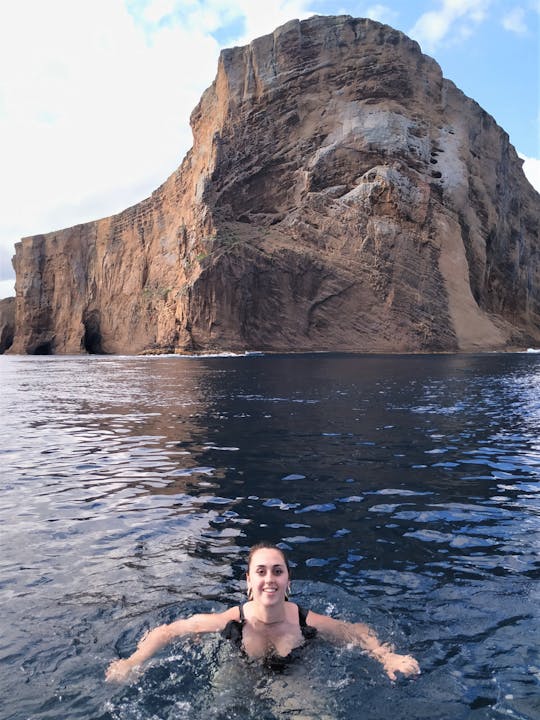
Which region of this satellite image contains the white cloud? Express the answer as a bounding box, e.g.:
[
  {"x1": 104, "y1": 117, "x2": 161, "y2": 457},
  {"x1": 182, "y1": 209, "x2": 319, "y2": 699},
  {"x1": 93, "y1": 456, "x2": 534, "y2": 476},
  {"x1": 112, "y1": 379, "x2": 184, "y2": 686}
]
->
[
  {"x1": 0, "y1": 243, "x2": 15, "y2": 283},
  {"x1": 365, "y1": 4, "x2": 399, "y2": 25},
  {"x1": 0, "y1": 0, "x2": 221, "y2": 290},
  {"x1": 409, "y1": 0, "x2": 491, "y2": 52},
  {"x1": 521, "y1": 154, "x2": 540, "y2": 193},
  {"x1": 139, "y1": 0, "x2": 314, "y2": 44},
  {"x1": 142, "y1": 0, "x2": 181, "y2": 24},
  {"x1": 221, "y1": 0, "x2": 314, "y2": 44},
  {"x1": 501, "y1": 7, "x2": 527, "y2": 33},
  {"x1": 0, "y1": 279, "x2": 15, "y2": 300}
]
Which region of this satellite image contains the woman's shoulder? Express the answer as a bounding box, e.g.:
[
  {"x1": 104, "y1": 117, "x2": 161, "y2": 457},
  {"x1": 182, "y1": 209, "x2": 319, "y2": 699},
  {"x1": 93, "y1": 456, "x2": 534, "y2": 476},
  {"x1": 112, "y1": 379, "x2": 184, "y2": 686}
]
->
[{"x1": 219, "y1": 604, "x2": 243, "y2": 625}]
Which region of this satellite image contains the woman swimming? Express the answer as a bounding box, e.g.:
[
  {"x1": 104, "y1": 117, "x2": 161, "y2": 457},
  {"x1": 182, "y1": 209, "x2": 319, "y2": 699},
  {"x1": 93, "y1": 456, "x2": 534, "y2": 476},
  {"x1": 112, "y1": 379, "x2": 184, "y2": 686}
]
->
[{"x1": 106, "y1": 542, "x2": 420, "y2": 683}]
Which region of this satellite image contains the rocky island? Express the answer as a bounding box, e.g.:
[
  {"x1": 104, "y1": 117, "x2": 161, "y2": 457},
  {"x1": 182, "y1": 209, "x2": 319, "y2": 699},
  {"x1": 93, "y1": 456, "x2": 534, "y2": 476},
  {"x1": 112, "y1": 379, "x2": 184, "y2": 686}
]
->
[{"x1": 7, "y1": 15, "x2": 540, "y2": 355}]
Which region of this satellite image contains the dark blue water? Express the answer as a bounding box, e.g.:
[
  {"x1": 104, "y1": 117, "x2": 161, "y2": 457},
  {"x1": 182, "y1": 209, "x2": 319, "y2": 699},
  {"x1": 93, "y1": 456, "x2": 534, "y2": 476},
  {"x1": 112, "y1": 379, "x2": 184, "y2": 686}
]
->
[{"x1": 1, "y1": 352, "x2": 539, "y2": 719}]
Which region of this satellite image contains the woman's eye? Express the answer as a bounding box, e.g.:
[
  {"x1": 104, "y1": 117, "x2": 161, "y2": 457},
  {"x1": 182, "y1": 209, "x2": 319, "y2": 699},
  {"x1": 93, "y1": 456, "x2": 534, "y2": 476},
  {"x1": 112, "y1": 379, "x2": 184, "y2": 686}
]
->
[{"x1": 274, "y1": 569, "x2": 283, "y2": 575}]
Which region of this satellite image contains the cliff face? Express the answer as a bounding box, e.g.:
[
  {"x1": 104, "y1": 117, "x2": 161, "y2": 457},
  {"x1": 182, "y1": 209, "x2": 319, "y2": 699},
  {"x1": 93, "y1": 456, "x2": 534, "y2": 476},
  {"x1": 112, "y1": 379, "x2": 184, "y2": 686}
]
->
[
  {"x1": 10, "y1": 15, "x2": 540, "y2": 354},
  {"x1": 0, "y1": 297, "x2": 15, "y2": 353}
]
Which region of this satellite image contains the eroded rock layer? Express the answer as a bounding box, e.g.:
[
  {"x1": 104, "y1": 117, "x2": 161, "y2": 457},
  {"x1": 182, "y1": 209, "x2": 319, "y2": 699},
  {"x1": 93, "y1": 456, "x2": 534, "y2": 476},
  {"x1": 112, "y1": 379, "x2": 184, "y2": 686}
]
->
[{"x1": 10, "y1": 15, "x2": 540, "y2": 354}]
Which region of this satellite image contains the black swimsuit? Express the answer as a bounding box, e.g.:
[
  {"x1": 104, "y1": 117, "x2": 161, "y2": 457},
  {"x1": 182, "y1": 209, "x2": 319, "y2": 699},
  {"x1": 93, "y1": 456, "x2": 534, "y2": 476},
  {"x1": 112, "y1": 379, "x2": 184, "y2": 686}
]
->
[{"x1": 222, "y1": 603, "x2": 317, "y2": 670}]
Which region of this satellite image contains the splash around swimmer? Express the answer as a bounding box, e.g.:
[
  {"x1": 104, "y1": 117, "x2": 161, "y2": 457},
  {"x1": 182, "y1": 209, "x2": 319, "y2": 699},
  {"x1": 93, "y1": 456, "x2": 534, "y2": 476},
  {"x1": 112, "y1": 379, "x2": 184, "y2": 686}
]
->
[{"x1": 106, "y1": 542, "x2": 420, "y2": 683}]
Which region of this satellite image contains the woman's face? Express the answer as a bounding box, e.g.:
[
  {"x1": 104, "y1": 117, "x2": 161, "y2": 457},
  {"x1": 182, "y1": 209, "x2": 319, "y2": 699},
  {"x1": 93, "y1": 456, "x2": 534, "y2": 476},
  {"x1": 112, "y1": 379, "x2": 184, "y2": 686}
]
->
[{"x1": 247, "y1": 547, "x2": 289, "y2": 606}]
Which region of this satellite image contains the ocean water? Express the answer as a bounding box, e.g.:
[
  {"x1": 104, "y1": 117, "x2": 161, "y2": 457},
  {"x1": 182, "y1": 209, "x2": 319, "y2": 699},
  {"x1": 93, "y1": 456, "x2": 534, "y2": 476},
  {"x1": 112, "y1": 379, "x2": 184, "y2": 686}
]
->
[{"x1": 1, "y1": 352, "x2": 539, "y2": 720}]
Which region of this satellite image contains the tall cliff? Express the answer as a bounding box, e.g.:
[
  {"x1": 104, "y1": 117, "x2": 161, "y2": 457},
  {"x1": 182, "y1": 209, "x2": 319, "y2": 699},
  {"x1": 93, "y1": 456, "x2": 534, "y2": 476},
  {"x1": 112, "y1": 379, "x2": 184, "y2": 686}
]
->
[{"x1": 10, "y1": 15, "x2": 540, "y2": 354}]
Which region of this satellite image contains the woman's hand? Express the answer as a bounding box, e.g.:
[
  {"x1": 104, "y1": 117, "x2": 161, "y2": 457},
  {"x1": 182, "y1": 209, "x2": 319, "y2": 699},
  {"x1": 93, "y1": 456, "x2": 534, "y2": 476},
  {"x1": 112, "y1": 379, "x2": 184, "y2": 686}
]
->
[
  {"x1": 306, "y1": 612, "x2": 420, "y2": 681},
  {"x1": 380, "y1": 649, "x2": 420, "y2": 681},
  {"x1": 105, "y1": 658, "x2": 140, "y2": 684}
]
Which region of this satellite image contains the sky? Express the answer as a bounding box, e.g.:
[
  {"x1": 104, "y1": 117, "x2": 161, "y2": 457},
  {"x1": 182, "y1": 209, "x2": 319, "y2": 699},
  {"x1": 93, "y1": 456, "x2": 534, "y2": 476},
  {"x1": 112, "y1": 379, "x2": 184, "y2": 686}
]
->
[{"x1": 0, "y1": 0, "x2": 538, "y2": 299}]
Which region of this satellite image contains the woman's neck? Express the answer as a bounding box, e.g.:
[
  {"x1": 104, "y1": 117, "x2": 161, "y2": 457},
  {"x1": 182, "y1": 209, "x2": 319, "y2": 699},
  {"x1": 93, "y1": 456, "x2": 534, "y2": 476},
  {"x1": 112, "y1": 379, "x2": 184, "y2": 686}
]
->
[{"x1": 250, "y1": 601, "x2": 287, "y2": 625}]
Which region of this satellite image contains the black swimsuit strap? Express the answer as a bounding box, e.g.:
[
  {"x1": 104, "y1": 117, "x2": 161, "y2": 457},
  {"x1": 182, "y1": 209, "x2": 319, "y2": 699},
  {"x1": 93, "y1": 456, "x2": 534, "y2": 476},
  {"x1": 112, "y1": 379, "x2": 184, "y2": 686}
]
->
[{"x1": 239, "y1": 603, "x2": 246, "y2": 622}]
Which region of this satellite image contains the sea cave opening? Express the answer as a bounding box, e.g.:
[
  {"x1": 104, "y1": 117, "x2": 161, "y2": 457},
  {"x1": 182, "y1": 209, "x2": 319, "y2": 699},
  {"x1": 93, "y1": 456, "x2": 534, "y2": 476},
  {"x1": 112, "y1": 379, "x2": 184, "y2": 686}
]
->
[
  {"x1": 83, "y1": 311, "x2": 104, "y2": 354},
  {"x1": 33, "y1": 341, "x2": 53, "y2": 355},
  {"x1": 0, "y1": 329, "x2": 13, "y2": 354}
]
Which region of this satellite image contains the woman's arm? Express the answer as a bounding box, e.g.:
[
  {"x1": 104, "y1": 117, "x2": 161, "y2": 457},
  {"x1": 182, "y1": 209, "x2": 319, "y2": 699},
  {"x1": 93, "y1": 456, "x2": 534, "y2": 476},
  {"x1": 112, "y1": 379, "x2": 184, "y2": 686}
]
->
[
  {"x1": 105, "y1": 606, "x2": 239, "y2": 683},
  {"x1": 307, "y1": 611, "x2": 420, "y2": 681}
]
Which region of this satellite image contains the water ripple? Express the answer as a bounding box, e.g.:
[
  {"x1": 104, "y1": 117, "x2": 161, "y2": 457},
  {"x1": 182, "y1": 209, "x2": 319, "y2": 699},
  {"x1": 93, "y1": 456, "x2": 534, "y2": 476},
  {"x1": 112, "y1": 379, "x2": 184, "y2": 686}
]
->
[{"x1": 1, "y1": 353, "x2": 539, "y2": 720}]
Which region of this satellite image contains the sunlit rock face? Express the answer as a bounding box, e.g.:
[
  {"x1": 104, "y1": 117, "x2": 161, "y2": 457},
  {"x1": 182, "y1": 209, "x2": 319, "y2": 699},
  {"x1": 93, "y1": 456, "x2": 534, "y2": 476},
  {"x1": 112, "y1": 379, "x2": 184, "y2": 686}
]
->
[{"x1": 10, "y1": 15, "x2": 540, "y2": 354}]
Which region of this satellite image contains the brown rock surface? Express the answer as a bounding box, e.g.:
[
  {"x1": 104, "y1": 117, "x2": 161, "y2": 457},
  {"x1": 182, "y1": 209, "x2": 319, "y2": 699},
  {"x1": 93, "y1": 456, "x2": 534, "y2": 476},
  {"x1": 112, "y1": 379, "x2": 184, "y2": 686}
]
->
[
  {"x1": 10, "y1": 15, "x2": 540, "y2": 354},
  {"x1": 0, "y1": 297, "x2": 15, "y2": 353}
]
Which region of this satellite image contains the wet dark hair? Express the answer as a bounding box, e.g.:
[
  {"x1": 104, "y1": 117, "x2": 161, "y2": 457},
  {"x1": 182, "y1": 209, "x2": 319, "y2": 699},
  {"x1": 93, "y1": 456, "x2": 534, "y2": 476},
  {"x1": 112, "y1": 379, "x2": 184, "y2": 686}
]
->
[{"x1": 247, "y1": 542, "x2": 291, "y2": 576}]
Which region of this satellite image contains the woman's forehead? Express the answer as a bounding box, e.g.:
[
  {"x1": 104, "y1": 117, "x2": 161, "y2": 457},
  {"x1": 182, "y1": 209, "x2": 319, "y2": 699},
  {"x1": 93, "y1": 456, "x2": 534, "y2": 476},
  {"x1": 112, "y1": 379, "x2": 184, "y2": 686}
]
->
[{"x1": 250, "y1": 548, "x2": 285, "y2": 566}]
